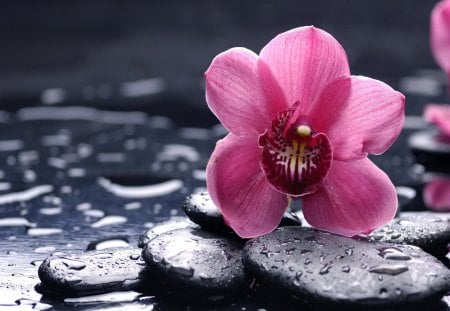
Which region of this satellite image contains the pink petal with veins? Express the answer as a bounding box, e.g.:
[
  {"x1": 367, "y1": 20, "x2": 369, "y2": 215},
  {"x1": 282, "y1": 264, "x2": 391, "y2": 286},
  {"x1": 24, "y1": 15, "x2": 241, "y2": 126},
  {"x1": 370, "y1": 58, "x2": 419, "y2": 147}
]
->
[
  {"x1": 424, "y1": 177, "x2": 450, "y2": 211},
  {"x1": 431, "y1": 0, "x2": 450, "y2": 74},
  {"x1": 206, "y1": 134, "x2": 289, "y2": 238},
  {"x1": 301, "y1": 158, "x2": 397, "y2": 237},
  {"x1": 424, "y1": 104, "x2": 450, "y2": 137},
  {"x1": 308, "y1": 76, "x2": 405, "y2": 161},
  {"x1": 259, "y1": 26, "x2": 350, "y2": 113},
  {"x1": 205, "y1": 47, "x2": 287, "y2": 137}
]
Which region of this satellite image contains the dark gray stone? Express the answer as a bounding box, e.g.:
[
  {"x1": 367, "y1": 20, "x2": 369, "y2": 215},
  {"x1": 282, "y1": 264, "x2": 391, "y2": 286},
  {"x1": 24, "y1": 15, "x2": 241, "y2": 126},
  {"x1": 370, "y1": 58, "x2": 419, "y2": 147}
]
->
[
  {"x1": 182, "y1": 189, "x2": 230, "y2": 233},
  {"x1": 38, "y1": 248, "x2": 148, "y2": 296},
  {"x1": 409, "y1": 130, "x2": 450, "y2": 173},
  {"x1": 243, "y1": 227, "x2": 450, "y2": 308},
  {"x1": 137, "y1": 217, "x2": 198, "y2": 248},
  {"x1": 142, "y1": 227, "x2": 249, "y2": 300},
  {"x1": 367, "y1": 211, "x2": 450, "y2": 258},
  {"x1": 182, "y1": 189, "x2": 301, "y2": 233}
]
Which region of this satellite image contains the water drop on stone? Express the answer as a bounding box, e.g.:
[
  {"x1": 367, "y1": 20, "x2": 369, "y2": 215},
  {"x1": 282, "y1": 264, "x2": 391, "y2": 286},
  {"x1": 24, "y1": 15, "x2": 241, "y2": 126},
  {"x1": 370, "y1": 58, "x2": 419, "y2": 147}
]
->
[
  {"x1": 369, "y1": 264, "x2": 409, "y2": 276},
  {"x1": 319, "y1": 264, "x2": 331, "y2": 275}
]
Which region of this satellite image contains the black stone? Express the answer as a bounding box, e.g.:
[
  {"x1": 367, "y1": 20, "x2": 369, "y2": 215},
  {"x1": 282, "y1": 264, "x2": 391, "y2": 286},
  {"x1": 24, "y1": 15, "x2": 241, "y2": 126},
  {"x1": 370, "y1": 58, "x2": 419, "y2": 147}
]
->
[
  {"x1": 367, "y1": 211, "x2": 450, "y2": 258},
  {"x1": 38, "y1": 247, "x2": 148, "y2": 296},
  {"x1": 182, "y1": 190, "x2": 230, "y2": 233},
  {"x1": 142, "y1": 227, "x2": 249, "y2": 300},
  {"x1": 409, "y1": 130, "x2": 450, "y2": 173},
  {"x1": 137, "y1": 217, "x2": 198, "y2": 248},
  {"x1": 243, "y1": 227, "x2": 450, "y2": 308},
  {"x1": 182, "y1": 189, "x2": 301, "y2": 233}
]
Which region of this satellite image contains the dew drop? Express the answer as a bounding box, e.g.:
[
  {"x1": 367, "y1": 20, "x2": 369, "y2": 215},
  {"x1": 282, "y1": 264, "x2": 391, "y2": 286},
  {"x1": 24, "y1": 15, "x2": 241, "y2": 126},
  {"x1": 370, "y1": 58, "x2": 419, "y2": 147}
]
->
[{"x1": 369, "y1": 264, "x2": 409, "y2": 276}]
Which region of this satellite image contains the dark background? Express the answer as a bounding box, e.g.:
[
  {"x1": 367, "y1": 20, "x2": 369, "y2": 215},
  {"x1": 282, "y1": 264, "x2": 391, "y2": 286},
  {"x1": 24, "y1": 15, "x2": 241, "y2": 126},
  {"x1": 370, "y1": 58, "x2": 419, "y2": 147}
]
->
[{"x1": 0, "y1": 0, "x2": 440, "y2": 120}]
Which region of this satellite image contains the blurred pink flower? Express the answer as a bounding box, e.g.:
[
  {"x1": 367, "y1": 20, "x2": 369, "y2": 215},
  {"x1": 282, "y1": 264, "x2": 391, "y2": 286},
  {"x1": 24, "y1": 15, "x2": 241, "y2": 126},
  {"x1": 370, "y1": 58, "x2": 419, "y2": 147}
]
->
[
  {"x1": 424, "y1": 177, "x2": 450, "y2": 211},
  {"x1": 431, "y1": 0, "x2": 450, "y2": 79},
  {"x1": 205, "y1": 26, "x2": 405, "y2": 238},
  {"x1": 424, "y1": 104, "x2": 450, "y2": 137}
]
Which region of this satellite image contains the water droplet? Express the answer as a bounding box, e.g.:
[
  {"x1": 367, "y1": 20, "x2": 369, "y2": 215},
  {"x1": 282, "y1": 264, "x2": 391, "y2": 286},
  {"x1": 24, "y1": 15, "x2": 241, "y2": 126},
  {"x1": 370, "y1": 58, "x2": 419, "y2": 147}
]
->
[
  {"x1": 379, "y1": 288, "x2": 388, "y2": 297},
  {"x1": 397, "y1": 219, "x2": 415, "y2": 226},
  {"x1": 129, "y1": 254, "x2": 140, "y2": 260},
  {"x1": 390, "y1": 232, "x2": 402, "y2": 239},
  {"x1": 27, "y1": 227, "x2": 63, "y2": 236},
  {"x1": 91, "y1": 215, "x2": 127, "y2": 228},
  {"x1": 319, "y1": 264, "x2": 331, "y2": 275},
  {"x1": 61, "y1": 258, "x2": 86, "y2": 270},
  {"x1": 378, "y1": 247, "x2": 411, "y2": 261},
  {"x1": 369, "y1": 264, "x2": 409, "y2": 276},
  {"x1": 341, "y1": 266, "x2": 350, "y2": 273},
  {"x1": 345, "y1": 249, "x2": 353, "y2": 256},
  {"x1": 304, "y1": 258, "x2": 312, "y2": 265},
  {"x1": 84, "y1": 209, "x2": 105, "y2": 218}
]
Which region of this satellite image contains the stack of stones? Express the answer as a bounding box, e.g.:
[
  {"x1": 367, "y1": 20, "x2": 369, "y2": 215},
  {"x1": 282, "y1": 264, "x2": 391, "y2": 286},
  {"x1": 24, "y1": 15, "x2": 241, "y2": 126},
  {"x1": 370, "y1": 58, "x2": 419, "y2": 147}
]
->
[{"x1": 38, "y1": 189, "x2": 450, "y2": 309}]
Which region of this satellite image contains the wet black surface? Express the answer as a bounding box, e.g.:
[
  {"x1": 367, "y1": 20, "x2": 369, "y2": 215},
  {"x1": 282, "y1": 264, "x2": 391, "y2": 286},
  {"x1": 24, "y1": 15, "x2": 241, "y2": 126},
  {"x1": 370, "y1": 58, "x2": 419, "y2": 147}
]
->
[
  {"x1": 0, "y1": 1, "x2": 450, "y2": 310},
  {"x1": 367, "y1": 211, "x2": 450, "y2": 258},
  {"x1": 243, "y1": 227, "x2": 450, "y2": 308}
]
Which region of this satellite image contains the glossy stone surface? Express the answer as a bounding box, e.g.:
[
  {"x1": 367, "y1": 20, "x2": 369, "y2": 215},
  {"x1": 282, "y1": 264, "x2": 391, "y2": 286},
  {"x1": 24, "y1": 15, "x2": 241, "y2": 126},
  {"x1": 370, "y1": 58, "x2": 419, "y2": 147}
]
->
[
  {"x1": 409, "y1": 130, "x2": 450, "y2": 173},
  {"x1": 367, "y1": 211, "x2": 450, "y2": 258},
  {"x1": 142, "y1": 227, "x2": 249, "y2": 300},
  {"x1": 182, "y1": 189, "x2": 302, "y2": 234},
  {"x1": 137, "y1": 217, "x2": 198, "y2": 248},
  {"x1": 38, "y1": 248, "x2": 148, "y2": 296},
  {"x1": 243, "y1": 227, "x2": 450, "y2": 307}
]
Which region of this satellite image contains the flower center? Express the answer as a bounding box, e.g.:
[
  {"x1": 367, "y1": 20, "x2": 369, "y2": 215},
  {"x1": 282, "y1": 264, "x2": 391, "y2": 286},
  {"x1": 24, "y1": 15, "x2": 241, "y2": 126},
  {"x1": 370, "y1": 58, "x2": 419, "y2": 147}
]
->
[{"x1": 259, "y1": 108, "x2": 332, "y2": 197}]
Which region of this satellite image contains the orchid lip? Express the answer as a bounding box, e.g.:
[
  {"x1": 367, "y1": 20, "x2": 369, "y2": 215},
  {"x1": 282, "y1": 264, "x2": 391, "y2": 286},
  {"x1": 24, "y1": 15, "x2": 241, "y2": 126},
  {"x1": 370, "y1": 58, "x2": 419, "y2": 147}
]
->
[{"x1": 259, "y1": 109, "x2": 333, "y2": 197}]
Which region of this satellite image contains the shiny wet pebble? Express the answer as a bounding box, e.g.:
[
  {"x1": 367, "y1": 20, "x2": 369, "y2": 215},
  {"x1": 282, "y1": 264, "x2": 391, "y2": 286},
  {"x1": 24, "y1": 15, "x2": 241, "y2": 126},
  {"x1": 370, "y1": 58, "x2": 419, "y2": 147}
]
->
[
  {"x1": 182, "y1": 190, "x2": 301, "y2": 233},
  {"x1": 142, "y1": 227, "x2": 249, "y2": 300},
  {"x1": 38, "y1": 247, "x2": 148, "y2": 296},
  {"x1": 137, "y1": 217, "x2": 198, "y2": 248},
  {"x1": 243, "y1": 227, "x2": 450, "y2": 307},
  {"x1": 367, "y1": 211, "x2": 450, "y2": 258},
  {"x1": 408, "y1": 130, "x2": 450, "y2": 173}
]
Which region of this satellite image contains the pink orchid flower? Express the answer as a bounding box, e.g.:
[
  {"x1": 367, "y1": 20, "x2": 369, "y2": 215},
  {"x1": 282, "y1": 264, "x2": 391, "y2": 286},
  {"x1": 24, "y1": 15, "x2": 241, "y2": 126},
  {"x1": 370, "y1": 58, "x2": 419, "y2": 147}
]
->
[
  {"x1": 424, "y1": 177, "x2": 450, "y2": 211},
  {"x1": 431, "y1": 0, "x2": 450, "y2": 80},
  {"x1": 424, "y1": 104, "x2": 450, "y2": 137},
  {"x1": 205, "y1": 26, "x2": 405, "y2": 238}
]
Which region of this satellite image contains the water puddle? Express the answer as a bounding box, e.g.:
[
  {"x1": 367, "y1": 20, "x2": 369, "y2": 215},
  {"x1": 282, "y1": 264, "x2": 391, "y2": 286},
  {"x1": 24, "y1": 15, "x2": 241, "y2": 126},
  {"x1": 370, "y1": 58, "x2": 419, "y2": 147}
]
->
[
  {"x1": 0, "y1": 217, "x2": 35, "y2": 227},
  {"x1": 0, "y1": 185, "x2": 53, "y2": 205},
  {"x1": 91, "y1": 215, "x2": 128, "y2": 228},
  {"x1": 98, "y1": 177, "x2": 183, "y2": 198}
]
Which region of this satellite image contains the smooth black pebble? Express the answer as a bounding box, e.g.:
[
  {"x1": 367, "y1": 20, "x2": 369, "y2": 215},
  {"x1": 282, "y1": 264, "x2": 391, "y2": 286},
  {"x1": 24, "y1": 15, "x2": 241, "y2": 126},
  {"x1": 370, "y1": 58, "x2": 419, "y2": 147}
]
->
[
  {"x1": 243, "y1": 227, "x2": 450, "y2": 308},
  {"x1": 409, "y1": 130, "x2": 450, "y2": 173},
  {"x1": 142, "y1": 227, "x2": 249, "y2": 300},
  {"x1": 182, "y1": 189, "x2": 301, "y2": 233},
  {"x1": 367, "y1": 211, "x2": 450, "y2": 258},
  {"x1": 137, "y1": 217, "x2": 198, "y2": 248},
  {"x1": 38, "y1": 247, "x2": 148, "y2": 296}
]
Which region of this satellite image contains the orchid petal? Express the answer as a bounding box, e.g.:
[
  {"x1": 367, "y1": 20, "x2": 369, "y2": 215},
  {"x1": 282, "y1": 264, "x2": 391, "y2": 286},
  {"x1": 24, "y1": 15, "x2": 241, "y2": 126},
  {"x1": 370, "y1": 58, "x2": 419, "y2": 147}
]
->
[
  {"x1": 308, "y1": 76, "x2": 405, "y2": 160},
  {"x1": 259, "y1": 26, "x2": 350, "y2": 112},
  {"x1": 205, "y1": 47, "x2": 287, "y2": 137},
  {"x1": 424, "y1": 177, "x2": 450, "y2": 211},
  {"x1": 424, "y1": 104, "x2": 450, "y2": 137},
  {"x1": 431, "y1": 0, "x2": 450, "y2": 74},
  {"x1": 206, "y1": 134, "x2": 289, "y2": 238},
  {"x1": 301, "y1": 158, "x2": 397, "y2": 237}
]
